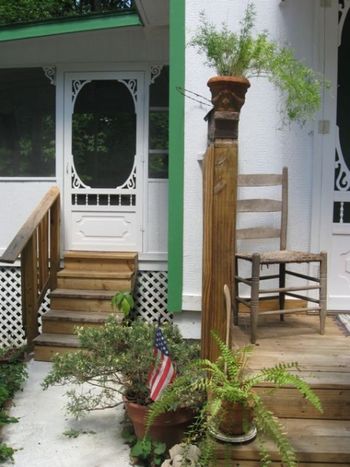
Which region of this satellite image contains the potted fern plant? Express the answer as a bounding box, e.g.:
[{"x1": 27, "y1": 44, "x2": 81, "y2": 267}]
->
[
  {"x1": 190, "y1": 1, "x2": 324, "y2": 123},
  {"x1": 147, "y1": 332, "x2": 322, "y2": 466}
]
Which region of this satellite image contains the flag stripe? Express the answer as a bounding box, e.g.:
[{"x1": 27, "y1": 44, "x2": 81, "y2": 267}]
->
[
  {"x1": 148, "y1": 327, "x2": 176, "y2": 401},
  {"x1": 148, "y1": 349, "x2": 161, "y2": 388},
  {"x1": 150, "y1": 356, "x2": 175, "y2": 401}
]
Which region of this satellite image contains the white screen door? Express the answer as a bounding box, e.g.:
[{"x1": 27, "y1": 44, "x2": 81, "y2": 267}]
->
[{"x1": 63, "y1": 71, "x2": 144, "y2": 252}]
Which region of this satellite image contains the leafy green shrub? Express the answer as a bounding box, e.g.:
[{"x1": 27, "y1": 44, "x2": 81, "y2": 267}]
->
[
  {"x1": 43, "y1": 318, "x2": 203, "y2": 417},
  {"x1": 0, "y1": 443, "x2": 14, "y2": 464},
  {"x1": 0, "y1": 0, "x2": 135, "y2": 26},
  {"x1": 0, "y1": 346, "x2": 28, "y2": 465},
  {"x1": 122, "y1": 422, "x2": 167, "y2": 467}
]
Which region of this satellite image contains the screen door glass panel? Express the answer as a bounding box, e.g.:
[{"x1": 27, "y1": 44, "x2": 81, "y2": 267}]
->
[{"x1": 72, "y1": 80, "x2": 136, "y2": 188}]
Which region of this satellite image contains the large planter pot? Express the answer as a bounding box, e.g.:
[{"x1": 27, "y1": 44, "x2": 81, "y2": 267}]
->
[
  {"x1": 207, "y1": 76, "x2": 250, "y2": 112},
  {"x1": 124, "y1": 398, "x2": 194, "y2": 448}
]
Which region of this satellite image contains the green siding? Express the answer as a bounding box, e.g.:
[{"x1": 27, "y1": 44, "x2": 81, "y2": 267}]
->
[
  {"x1": 0, "y1": 12, "x2": 140, "y2": 42},
  {"x1": 168, "y1": 0, "x2": 185, "y2": 312}
]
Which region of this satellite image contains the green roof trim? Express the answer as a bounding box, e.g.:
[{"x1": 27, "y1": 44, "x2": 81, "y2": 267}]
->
[
  {"x1": 168, "y1": 0, "x2": 185, "y2": 313},
  {"x1": 0, "y1": 11, "x2": 140, "y2": 42}
]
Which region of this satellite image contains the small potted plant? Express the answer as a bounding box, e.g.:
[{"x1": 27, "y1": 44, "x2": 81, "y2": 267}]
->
[
  {"x1": 111, "y1": 290, "x2": 135, "y2": 323},
  {"x1": 147, "y1": 332, "x2": 322, "y2": 466},
  {"x1": 42, "y1": 317, "x2": 205, "y2": 448},
  {"x1": 190, "y1": 1, "x2": 325, "y2": 122}
]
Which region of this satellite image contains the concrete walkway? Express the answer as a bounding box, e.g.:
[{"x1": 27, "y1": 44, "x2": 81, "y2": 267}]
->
[{"x1": 2, "y1": 360, "x2": 131, "y2": 467}]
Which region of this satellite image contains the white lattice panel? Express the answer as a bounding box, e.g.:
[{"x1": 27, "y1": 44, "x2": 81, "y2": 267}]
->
[
  {"x1": 0, "y1": 267, "x2": 49, "y2": 348},
  {"x1": 134, "y1": 271, "x2": 172, "y2": 323},
  {"x1": 0, "y1": 267, "x2": 170, "y2": 345}
]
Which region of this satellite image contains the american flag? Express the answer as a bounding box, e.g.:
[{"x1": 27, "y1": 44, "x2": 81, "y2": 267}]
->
[{"x1": 148, "y1": 327, "x2": 176, "y2": 401}]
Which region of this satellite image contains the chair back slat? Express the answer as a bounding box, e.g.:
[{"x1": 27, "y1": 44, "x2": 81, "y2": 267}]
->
[
  {"x1": 237, "y1": 167, "x2": 288, "y2": 249},
  {"x1": 237, "y1": 227, "x2": 281, "y2": 240},
  {"x1": 237, "y1": 199, "x2": 282, "y2": 212},
  {"x1": 238, "y1": 173, "x2": 283, "y2": 187}
]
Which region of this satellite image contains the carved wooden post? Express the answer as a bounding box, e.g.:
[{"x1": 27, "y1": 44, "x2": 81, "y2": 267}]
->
[{"x1": 201, "y1": 76, "x2": 250, "y2": 361}]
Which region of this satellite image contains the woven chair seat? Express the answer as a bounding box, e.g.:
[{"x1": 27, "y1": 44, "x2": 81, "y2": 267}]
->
[{"x1": 236, "y1": 250, "x2": 323, "y2": 264}]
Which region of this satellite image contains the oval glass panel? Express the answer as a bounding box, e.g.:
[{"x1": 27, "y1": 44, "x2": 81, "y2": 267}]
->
[{"x1": 72, "y1": 80, "x2": 136, "y2": 188}]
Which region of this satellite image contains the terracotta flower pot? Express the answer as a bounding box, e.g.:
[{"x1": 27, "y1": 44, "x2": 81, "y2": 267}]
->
[
  {"x1": 124, "y1": 398, "x2": 194, "y2": 448},
  {"x1": 217, "y1": 401, "x2": 253, "y2": 436},
  {"x1": 207, "y1": 76, "x2": 250, "y2": 113}
]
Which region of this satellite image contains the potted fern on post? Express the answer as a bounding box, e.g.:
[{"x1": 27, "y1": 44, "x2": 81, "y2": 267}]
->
[
  {"x1": 190, "y1": 1, "x2": 324, "y2": 123},
  {"x1": 147, "y1": 332, "x2": 322, "y2": 466}
]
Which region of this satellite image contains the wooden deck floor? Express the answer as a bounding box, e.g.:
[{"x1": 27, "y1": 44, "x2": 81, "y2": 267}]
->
[
  {"x1": 212, "y1": 314, "x2": 350, "y2": 466},
  {"x1": 233, "y1": 313, "x2": 349, "y2": 382}
]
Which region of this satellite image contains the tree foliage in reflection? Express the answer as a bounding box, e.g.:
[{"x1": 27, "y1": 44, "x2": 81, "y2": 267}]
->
[
  {"x1": 73, "y1": 112, "x2": 135, "y2": 188},
  {"x1": 0, "y1": 0, "x2": 135, "y2": 26}
]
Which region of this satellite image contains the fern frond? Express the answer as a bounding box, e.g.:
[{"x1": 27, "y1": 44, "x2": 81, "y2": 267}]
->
[{"x1": 253, "y1": 396, "x2": 297, "y2": 467}]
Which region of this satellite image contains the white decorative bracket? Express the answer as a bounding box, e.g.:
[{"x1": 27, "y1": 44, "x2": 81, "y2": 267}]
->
[
  {"x1": 72, "y1": 80, "x2": 91, "y2": 107},
  {"x1": 150, "y1": 65, "x2": 164, "y2": 84},
  {"x1": 43, "y1": 66, "x2": 56, "y2": 86},
  {"x1": 119, "y1": 79, "x2": 138, "y2": 106}
]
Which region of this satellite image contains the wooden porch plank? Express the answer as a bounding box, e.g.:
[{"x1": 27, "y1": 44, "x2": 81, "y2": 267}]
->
[
  {"x1": 254, "y1": 386, "x2": 350, "y2": 419},
  {"x1": 214, "y1": 462, "x2": 350, "y2": 466},
  {"x1": 213, "y1": 419, "x2": 350, "y2": 464}
]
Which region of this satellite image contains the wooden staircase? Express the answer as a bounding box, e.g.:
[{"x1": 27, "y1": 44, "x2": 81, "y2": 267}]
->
[
  {"x1": 213, "y1": 381, "x2": 350, "y2": 466},
  {"x1": 213, "y1": 316, "x2": 350, "y2": 465},
  {"x1": 34, "y1": 251, "x2": 137, "y2": 361}
]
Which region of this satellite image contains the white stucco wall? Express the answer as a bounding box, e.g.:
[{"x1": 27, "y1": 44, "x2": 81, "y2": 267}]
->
[
  {"x1": 0, "y1": 180, "x2": 56, "y2": 257},
  {"x1": 182, "y1": 0, "x2": 320, "y2": 312}
]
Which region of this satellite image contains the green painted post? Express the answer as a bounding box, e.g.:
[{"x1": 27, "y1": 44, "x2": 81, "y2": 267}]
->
[{"x1": 168, "y1": 0, "x2": 185, "y2": 312}]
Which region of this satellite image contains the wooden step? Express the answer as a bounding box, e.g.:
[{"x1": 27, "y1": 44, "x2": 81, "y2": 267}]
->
[
  {"x1": 64, "y1": 250, "x2": 137, "y2": 272},
  {"x1": 212, "y1": 418, "x2": 350, "y2": 465},
  {"x1": 34, "y1": 333, "x2": 81, "y2": 361},
  {"x1": 41, "y1": 310, "x2": 121, "y2": 334},
  {"x1": 57, "y1": 269, "x2": 135, "y2": 291},
  {"x1": 50, "y1": 288, "x2": 116, "y2": 312},
  {"x1": 254, "y1": 383, "x2": 350, "y2": 420}
]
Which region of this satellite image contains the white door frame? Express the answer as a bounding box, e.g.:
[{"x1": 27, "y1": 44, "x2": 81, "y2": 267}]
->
[
  {"x1": 61, "y1": 69, "x2": 145, "y2": 252},
  {"x1": 311, "y1": 0, "x2": 350, "y2": 309}
]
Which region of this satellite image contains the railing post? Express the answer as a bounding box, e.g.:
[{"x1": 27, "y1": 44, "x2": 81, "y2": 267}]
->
[
  {"x1": 201, "y1": 78, "x2": 250, "y2": 361},
  {"x1": 50, "y1": 194, "x2": 61, "y2": 291},
  {"x1": 0, "y1": 187, "x2": 60, "y2": 349},
  {"x1": 21, "y1": 234, "x2": 39, "y2": 349},
  {"x1": 201, "y1": 139, "x2": 238, "y2": 361}
]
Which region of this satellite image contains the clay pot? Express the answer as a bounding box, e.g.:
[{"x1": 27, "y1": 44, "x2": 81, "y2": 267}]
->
[
  {"x1": 124, "y1": 399, "x2": 194, "y2": 448},
  {"x1": 217, "y1": 401, "x2": 253, "y2": 436},
  {"x1": 207, "y1": 76, "x2": 250, "y2": 113}
]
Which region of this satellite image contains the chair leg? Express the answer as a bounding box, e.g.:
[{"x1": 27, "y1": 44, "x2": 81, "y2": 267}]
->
[
  {"x1": 319, "y1": 252, "x2": 327, "y2": 335},
  {"x1": 279, "y1": 263, "x2": 285, "y2": 322},
  {"x1": 233, "y1": 257, "x2": 239, "y2": 326},
  {"x1": 250, "y1": 253, "x2": 260, "y2": 344}
]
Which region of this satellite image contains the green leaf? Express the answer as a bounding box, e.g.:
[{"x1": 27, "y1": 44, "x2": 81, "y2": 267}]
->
[
  {"x1": 131, "y1": 438, "x2": 152, "y2": 458},
  {"x1": 153, "y1": 441, "x2": 167, "y2": 455}
]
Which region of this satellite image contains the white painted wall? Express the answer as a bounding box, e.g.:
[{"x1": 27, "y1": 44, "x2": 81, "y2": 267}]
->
[
  {"x1": 0, "y1": 180, "x2": 55, "y2": 257},
  {"x1": 182, "y1": 0, "x2": 320, "y2": 311}
]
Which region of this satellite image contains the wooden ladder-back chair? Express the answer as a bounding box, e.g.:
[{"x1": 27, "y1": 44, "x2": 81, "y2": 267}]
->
[{"x1": 233, "y1": 167, "x2": 327, "y2": 344}]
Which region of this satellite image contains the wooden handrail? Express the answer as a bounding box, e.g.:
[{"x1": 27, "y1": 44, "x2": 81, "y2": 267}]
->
[
  {"x1": 0, "y1": 186, "x2": 60, "y2": 263},
  {"x1": 0, "y1": 186, "x2": 61, "y2": 349}
]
